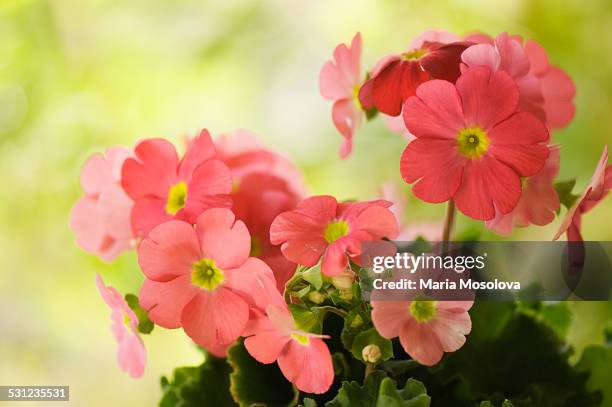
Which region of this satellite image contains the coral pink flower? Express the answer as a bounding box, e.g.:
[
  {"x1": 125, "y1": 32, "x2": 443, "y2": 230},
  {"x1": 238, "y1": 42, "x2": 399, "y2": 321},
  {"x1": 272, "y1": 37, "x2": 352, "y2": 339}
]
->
[
  {"x1": 96, "y1": 274, "x2": 146, "y2": 378},
  {"x1": 554, "y1": 146, "x2": 611, "y2": 241},
  {"x1": 524, "y1": 40, "x2": 576, "y2": 129},
  {"x1": 216, "y1": 130, "x2": 305, "y2": 290},
  {"x1": 121, "y1": 130, "x2": 232, "y2": 237},
  {"x1": 270, "y1": 196, "x2": 399, "y2": 276},
  {"x1": 319, "y1": 33, "x2": 363, "y2": 158},
  {"x1": 138, "y1": 208, "x2": 281, "y2": 352},
  {"x1": 487, "y1": 145, "x2": 560, "y2": 234},
  {"x1": 358, "y1": 32, "x2": 470, "y2": 116},
  {"x1": 462, "y1": 32, "x2": 575, "y2": 130},
  {"x1": 215, "y1": 129, "x2": 306, "y2": 196},
  {"x1": 70, "y1": 148, "x2": 134, "y2": 261},
  {"x1": 372, "y1": 299, "x2": 472, "y2": 366},
  {"x1": 400, "y1": 66, "x2": 550, "y2": 221},
  {"x1": 244, "y1": 305, "x2": 333, "y2": 394},
  {"x1": 232, "y1": 173, "x2": 301, "y2": 290}
]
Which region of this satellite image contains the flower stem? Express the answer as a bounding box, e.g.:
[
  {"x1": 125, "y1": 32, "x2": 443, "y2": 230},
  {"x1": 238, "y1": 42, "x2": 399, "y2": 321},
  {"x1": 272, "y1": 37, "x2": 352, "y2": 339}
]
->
[
  {"x1": 442, "y1": 199, "x2": 456, "y2": 242},
  {"x1": 314, "y1": 306, "x2": 348, "y2": 318},
  {"x1": 364, "y1": 362, "x2": 375, "y2": 378}
]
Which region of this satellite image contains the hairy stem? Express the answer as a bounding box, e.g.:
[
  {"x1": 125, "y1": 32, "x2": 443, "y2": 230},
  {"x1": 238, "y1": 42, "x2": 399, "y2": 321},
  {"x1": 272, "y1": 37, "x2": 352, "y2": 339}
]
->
[
  {"x1": 364, "y1": 362, "x2": 375, "y2": 378},
  {"x1": 442, "y1": 199, "x2": 456, "y2": 242},
  {"x1": 314, "y1": 306, "x2": 348, "y2": 318}
]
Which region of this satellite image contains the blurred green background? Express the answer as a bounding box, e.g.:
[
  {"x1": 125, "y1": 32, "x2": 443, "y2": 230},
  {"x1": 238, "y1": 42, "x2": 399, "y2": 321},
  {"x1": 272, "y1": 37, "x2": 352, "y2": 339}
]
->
[{"x1": 1, "y1": 0, "x2": 612, "y2": 405}]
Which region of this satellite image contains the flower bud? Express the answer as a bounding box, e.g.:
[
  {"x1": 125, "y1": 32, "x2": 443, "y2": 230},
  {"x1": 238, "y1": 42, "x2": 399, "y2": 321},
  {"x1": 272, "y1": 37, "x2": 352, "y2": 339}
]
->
[
  {"x1": 338, "y1": 288, "x2": 353, "y2": 301},
  {"x1": 362, "y1": 344, "x2": 382, "y2": 363},
  {"x1": 331, "y1": 270, "x2": 355, "y2": 290},
  {"x1": 307, "y1": 291, "x2": 325, "y2": 304},
  {"x1": 350, "y1": 314, "x2": 364, "y2": 329}
]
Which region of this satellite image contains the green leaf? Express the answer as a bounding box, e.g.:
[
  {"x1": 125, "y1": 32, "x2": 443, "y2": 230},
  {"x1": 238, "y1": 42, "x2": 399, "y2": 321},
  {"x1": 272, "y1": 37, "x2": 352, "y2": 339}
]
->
[
  {"x1": 351, "y1": 328, "x2": 393, "y2": 363},
  {"x1": 577, "y1": 342, "x2": 612, "y2": 407},
  {"x1": 301, "y1": 399, "x2": 318, "y2": 407},
  {"x1": 555, "y1": 179, "x2": 580, "y2": 210},
  {"x1": 159, "y1": 354, "x2": 235, "y2": 407},
  {"x1": 326, "y1": 371, "x2": 386, "y2": 407},
  {"x1": 289, "y1": 304, "x2": 323, "y2": 334},
  {"x1": 325, "y1": 371, "x2": 430, "y2": 407},
  {"x1": 479, "y1": 401, "x2": 514, "y2": 407},
  {"x1": 341, "y1": 307, "x2": 370, "y2": 352},
  {"x1": 377, "y1": 377, "x2": 430, "y2": 407},
  {"x1": 303, "y1": 265, "x2": 324, "y2": 290},
  {"x1": 227, "y1": 340, "x2": 297, "y2": 407},
  {"x1": 125, "y1": 293, "x2": 154, "y2": 334},
  {"x1": 394, "y1": 302, "x2": 601, "y2": 407}
]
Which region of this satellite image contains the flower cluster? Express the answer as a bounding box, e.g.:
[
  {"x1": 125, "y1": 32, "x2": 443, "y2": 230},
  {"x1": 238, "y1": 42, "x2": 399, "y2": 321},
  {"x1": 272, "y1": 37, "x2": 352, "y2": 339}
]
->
[
  {"x1": 71, "y1": 27, "x2": 609, "y2": 401},
  {"x1": 71, "y1": 128, "x2": 399, "y2": 392}
]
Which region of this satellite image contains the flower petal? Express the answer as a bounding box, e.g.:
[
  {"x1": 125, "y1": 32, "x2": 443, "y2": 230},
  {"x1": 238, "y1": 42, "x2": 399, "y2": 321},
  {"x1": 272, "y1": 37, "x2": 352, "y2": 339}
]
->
[
  {"x1": 456, "y1": 66, "x2": 519, "y2": 129},
  {"x1": 403, "y1": 79, "x2": 464, "y2": 139},
  {"x1": 225, "y1": 257, "x2": 285, "y2": 311},
  {"x1": 371, "y1": 300, "x2": 411, "y2": 338},
  {"x1": 138, "y1": 220, "x2": 201, "y2": 281},
  {"x1": 121, "y1": 138, "x2": 179, "y2": 200},
  {"x1": 178, "y1": 130, "x2": 217, "y2": 182},
  {"x1": 399, "y1": 319, "x2": 444, "y2": 366},
  {"x1": 332, "y1": 99, "x2": 361, "y2": 159},
  {"x1": 373, "y1": 59, "x2": 429, "y2": 116},
  {"x1": 195, "y1": 208, "x2": 250, "y2": 269},
  {"x1": 454, "y1": 157, "x2": 521, "y2": 220},
  {"x1": 181, "y1": 288, "x2": 249, "y2": 348},
  {"x1": 278, "y1": 338, "x2": 334, "y2": 394},
  {"x1": 244, "y1": 314, "x2": 290, "y2": 364},
  {"x1": 488, "y1": 112, "x2": 550, "y2": 177},
  {"x1": 400, "y1": 138, "x2": 465, "y2": 203},
  {"x1": 139, "y1": 274, "x2": 198, "y2": 329}
]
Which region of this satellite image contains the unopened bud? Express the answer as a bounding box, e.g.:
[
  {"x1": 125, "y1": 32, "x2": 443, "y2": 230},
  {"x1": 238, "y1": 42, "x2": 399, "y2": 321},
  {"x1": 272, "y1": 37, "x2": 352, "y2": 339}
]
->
[
  {"x1": 307, "y1": 291, "x2": 325, "y2": 304},
  {"x1": 350, "y1": 314, "x2": 364, "y2": 329},
  {"x1": 362, "y1": 344, "x2": 381, "y2": 363},
  {"x1": 338, "y1": 288, "x2": 353, "y2": 301},
  {"x1": 331, "y1": 271, "x2": 355, "y2": 290}
]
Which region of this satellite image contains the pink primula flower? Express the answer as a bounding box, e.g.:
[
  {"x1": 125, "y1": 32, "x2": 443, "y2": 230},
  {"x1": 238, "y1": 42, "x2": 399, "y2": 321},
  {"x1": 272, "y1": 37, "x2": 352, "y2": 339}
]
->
[
  {"x1": 232, "y1": 173, "x2": 301, "y2": 290},
  {"x1": 358, "y1": 31, "x2": 470, "y2": 117},
  {"x1": 215, "y1": 129, "x2": 306, "y2": 196},
  {"x1": 70, "y1": 148, "x2": 134, "y2": 261},
  {"x1": 487, "y1": 145, "x2": 560, "y2": 234},
  {"x1": 319, "y1": 33, "x2": 363, "y2": 158},
  {"x1": 121, "y1": 130, "x2": 232, "y2": 237},
  {"x1": 244, "y1": 305, "x2": 334, "y2": 394},
  {"x1": 138, "y1": 208, "x2": 281, "y2": 352},
  {"x1": 462, "y1": 32, "x2": 575, "y2": 130},
  {"x1": 216, "y1": 130, "x2": 305, "y2": 290},
  {"x1": 96, "y1": 274, "x2": 146, "y2": 378},
  {"x1": 270, "y1": 195, "x2": 399, "y2": 276},
  {"x1": 400, "y1": 66, "x2": 550, "y2": 221},
  {"x1": 554, "y1": 146, "x2": 612, "y2": 241},
  {"x1": 372, "y1": 299, "x2": 472, "y2": 366}
]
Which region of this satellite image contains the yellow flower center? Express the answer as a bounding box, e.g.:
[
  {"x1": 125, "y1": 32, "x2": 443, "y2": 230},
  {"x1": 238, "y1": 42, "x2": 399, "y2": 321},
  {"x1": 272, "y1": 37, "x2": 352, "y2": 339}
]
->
[
  {"x1": 166, "y1": 181, "x2": 188, "y2": 215},
  {"x1": 291, "y1": 333, "x2": 310, "y2": 346},
  {"x1": 401, "y1": 48, "x2": 427, "y2": 61},
  {"x1": 191, "y1": 258, "x2": 224, "y2": 291},
  {"x1": 324, "y1": 220, "x2": 349, "y2": 243},
  {"x1": 123, "y1": 313, "x2": 131, "y2": 328},
  {"x1": 352, "y1": 84, "x2": 363, "y2": 111},
  {"x1": 409, "y1": 298, "x2": 437, "y2": 323},
  {"x1": 457, "y1": 126, "x2": 490, "y2": 159}
]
